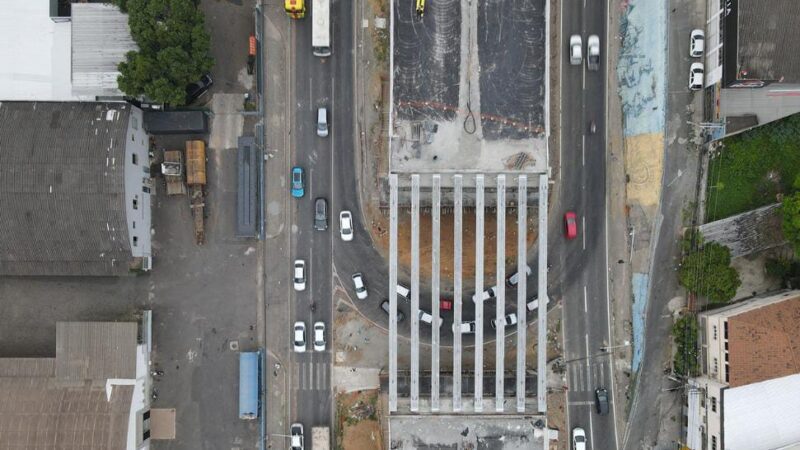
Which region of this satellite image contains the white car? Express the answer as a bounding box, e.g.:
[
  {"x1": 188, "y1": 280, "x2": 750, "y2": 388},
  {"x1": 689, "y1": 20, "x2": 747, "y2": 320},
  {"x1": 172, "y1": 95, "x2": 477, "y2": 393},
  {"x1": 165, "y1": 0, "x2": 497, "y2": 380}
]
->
[
  {"x1": 569, "y1": 35, "x2": 582, "y2": 65},
  {"x1": 472, "y1": 286, "x2": 497, "y2": 303},
  {"x1": 293, "y1": 260, "x2": 306, "y2": 291},
  {"x1": 291, "y1": 423, "x2": 304, "y2": 450},
  {"x1": 293, "y1": 322, "x2": 306, "y2": 353},
  {"x1": 313, "y1": 321, "x2": 326, "y2": 352},
  {"x1": 417, "y1": 309, "x2": 442, "y2": 327},
  {"x1": 587, "y1": 35, "x2": 600, "y2": 71},
  {"x1": 352, "y1": 273, "x2": 368, "y2": 300},
  {"x1": 572, "y1": 427, "x2": 586, "y2": 450},
  {"x1": 339, "y1": 211, "x2": 354, "y2": 241},
  {"x1": 689, "y1": 62, "x2": 704, "y2": 90},
  {"x1": 689, "y1": 29, "x2": 705, "y2": 58},
  {"x1": 396, "y1": 284, "x2": 411, "y2": 300},
  {"x1": 452, "y1": 321, "x2": 476, "y2": 334},
  {"x1": 491, "y1": 313, "x2": 518, "y2": 329},
  {"x1": 506, "y1": 265, "x2": 532, "y2": 287},
  {"x1": 526, "y1": 296, "x2": 550, "y2": 312}
]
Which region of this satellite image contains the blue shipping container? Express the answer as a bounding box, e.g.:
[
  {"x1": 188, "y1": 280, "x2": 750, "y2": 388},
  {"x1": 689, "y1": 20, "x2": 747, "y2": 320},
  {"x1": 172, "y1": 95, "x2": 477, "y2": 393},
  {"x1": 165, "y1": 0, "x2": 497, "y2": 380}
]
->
[{"x1": 239, "y1": 352, "x2": 259, "y2": 419}]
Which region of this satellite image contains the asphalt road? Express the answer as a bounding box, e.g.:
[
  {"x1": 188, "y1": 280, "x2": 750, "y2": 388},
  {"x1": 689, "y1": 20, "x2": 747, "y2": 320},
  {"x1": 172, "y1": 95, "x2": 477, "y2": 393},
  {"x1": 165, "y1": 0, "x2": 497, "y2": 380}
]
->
[
  {"x1": 287, "y1": 0, "x2": 357, "y2": 437},
  {"x1": 558, "y1": 1, "x2": 620, "y2": 449}
]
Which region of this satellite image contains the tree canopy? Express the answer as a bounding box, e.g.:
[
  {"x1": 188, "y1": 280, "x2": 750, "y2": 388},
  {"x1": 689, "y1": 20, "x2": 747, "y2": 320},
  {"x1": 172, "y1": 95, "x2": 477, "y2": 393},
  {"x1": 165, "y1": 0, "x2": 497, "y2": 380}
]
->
[
  {"x1": 672, "y1": 315, "x2": 699, "y2": 378},
  {"x1": 114, "y1": 0, "x2": 213, "y2": 106},
  {"x1": 678, "y1": 233, "x2": 740, "y2": 304},
  {"x1": 782, "y1": 191, "x2": 800, "y2": 252}
]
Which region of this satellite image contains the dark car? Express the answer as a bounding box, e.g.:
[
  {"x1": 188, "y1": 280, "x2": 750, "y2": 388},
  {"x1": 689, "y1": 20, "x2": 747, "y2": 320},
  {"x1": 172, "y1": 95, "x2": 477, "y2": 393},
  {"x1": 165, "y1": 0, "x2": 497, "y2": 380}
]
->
[
  {"x1": 314, "y1": 198, "x2": 328, "y2": 231},
  {"x1": 595, "y1": 388, "x2": 610, "y2": 415},
  {"x1": 381, "y1": 300, "x2": 405, "y2": 322},
  {"x1": 186, "y1": 73, "x2": 214, "y2": 104}
]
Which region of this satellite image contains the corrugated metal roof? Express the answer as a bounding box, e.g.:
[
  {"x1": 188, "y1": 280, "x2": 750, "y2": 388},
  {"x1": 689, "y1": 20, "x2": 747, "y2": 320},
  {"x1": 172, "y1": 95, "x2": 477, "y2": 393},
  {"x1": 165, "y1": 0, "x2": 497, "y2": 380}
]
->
[
  {"x1": 0, "y1": 102, "x2": 135, "y2": 276},
  {"x1": 699, "y1": 203, "x2": 785, "y2": 258},
  {"x1": 71, "y1": 3, "x2": 137, "y2": 97},
  {"x1": 55, "y1": 322, "x2": 137, "y2": 381},
  {"x1": 725, "y1": 373, "x2": 800, "y2": 449},
  {"x1": 737, "y1": 0, "x2": 800, "y2": 82}
]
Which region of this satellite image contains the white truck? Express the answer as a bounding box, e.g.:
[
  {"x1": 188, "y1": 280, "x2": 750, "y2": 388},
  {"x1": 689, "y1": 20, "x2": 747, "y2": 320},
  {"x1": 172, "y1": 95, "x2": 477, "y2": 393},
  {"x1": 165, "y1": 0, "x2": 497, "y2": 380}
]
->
[
  {"x1": 312, "y1": 426, "x2": 330, "y2": 450},
  {"x1": 311, "y1": 0, "x2": 331, "y2": 56}
]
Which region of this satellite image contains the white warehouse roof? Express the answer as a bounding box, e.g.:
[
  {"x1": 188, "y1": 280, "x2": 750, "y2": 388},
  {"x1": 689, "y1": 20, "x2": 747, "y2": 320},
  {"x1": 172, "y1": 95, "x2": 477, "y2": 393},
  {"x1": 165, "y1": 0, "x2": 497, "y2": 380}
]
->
[{"x1": 725, "y1": 373, "x2": 800, "y2": 449}]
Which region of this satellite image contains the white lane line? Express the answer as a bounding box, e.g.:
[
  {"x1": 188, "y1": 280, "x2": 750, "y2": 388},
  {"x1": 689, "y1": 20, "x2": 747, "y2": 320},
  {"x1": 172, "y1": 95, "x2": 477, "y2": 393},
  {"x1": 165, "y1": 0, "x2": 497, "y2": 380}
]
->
[
  {"x1": 584, "y1": 285, "x2": 588, "y2": 313},
  {"x1": 582, "y1": 135, "x2": 586, "y2": 166},
  {"x1": 582, "y1": 216, "x2": 587, "y2": 250}
]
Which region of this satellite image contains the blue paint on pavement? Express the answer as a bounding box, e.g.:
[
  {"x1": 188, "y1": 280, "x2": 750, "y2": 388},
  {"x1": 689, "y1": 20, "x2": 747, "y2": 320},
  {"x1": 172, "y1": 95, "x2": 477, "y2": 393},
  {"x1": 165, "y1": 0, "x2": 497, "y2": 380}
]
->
[
  {"x1": 617, "y1": 0, "x2": 667, "y2": 137},
  {"x1": 631, "y1": 272, "x2": 649, "y2": 372}
]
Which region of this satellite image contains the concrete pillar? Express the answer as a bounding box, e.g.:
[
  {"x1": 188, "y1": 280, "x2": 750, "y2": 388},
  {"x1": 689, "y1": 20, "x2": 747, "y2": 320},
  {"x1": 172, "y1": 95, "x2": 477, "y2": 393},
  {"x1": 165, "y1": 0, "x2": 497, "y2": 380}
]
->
[
  {"x1": 495, "y1": 175, "x2": 506, "y2": 412},
  {"x1": 516, "y1": 175, "x2": 527, "y2": 412},
  {"x1": 538, "y1": 173, "x2": 548, "y2": 413},
  {"x1": 389, "y1": 174, "x2": 398, "y2": 412},
  {"x1": 431, "y1": 174, "x2": 441, "y2": 412},
  {"x1": 410, "y1": 174, "x2": 420, "y2": 412},
  {"x1": 474, "y1": 175, "x2": 484, "y2": 411},
  {"x1": 453, "y1": 174, "x2": 463, "y2": 411}
]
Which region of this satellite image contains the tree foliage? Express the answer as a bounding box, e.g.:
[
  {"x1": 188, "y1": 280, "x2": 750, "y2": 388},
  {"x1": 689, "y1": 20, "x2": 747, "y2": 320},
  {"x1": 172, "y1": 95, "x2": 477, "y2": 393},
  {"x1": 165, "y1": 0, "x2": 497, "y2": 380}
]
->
[
  {"x1": 678, "y1": 233, "x2": 741, "y2": 304},
  {"x1": 672, "y1": 315, "x2": 700, "y2": 378},
  {"x1": 114, "y1": 0, "x2": 213, "y2": 105},
  {"x1": 782, "y1": 191, "x2": 800, "y2": 253}
]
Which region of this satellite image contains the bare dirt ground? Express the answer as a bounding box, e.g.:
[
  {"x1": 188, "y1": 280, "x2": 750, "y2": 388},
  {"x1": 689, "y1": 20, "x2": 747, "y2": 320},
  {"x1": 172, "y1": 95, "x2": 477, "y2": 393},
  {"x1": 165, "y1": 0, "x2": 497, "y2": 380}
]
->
[{"x1": 335, "y1": 390, "x2": 384, "y2": 450}]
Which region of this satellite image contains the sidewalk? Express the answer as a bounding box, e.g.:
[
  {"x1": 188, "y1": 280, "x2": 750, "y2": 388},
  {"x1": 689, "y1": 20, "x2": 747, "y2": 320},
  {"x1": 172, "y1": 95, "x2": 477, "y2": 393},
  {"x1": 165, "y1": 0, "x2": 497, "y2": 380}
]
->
[{"x1": 260, "y1": 2, "x2": 293, "y2": 449}]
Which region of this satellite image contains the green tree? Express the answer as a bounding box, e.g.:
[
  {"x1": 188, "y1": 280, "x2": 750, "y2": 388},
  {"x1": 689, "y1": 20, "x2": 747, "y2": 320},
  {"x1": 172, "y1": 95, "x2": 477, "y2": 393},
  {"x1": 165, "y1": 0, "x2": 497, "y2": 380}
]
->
[
  {"x1": 672, "y1": 315, "x2": 700, "y2": 378},
  {"x1": 678, "y1": 238, "x2": 741, "y2": 304},
  {"x1": 114, "y1": 0, "x2": 213, "y2": 106},
  {"x1": 782, "y1": 192, "x2": 800, "y2": 252}
]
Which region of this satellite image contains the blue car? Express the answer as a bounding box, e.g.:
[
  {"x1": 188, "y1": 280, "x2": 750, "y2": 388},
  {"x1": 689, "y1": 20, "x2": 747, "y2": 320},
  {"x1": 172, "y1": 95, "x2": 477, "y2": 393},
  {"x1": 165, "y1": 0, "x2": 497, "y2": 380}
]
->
[{"x1": 291, "y1": 167, "x2": 305, "y2": 198}]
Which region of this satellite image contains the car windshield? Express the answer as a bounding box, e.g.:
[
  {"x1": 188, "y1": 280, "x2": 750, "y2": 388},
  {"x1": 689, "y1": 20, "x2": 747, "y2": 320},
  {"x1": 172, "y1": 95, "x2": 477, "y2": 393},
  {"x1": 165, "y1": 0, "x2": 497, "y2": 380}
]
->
[{"x1": 575, "y1": 435, "x2": 585, "y2": 443}]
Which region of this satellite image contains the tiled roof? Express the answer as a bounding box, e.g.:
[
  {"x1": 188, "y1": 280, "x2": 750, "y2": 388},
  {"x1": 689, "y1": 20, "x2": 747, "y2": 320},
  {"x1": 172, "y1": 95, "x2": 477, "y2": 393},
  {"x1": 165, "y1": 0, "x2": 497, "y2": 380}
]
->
[
  {"x1": 728, "y1": 295, "x2": 800, "y2": 387},
  {"x1": 55, "y1": 322, "x2": 137, "y2": 381},
  {"x1": 0, "y1": 102, "x2": 133, "y2": 276},
  {"x1": 737, "y1": 0, "x2": 800, "y2": 82}
]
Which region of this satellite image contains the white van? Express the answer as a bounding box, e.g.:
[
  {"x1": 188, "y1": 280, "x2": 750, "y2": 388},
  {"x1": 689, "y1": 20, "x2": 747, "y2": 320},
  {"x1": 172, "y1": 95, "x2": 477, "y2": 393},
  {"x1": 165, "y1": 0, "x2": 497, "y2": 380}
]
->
[{"x1": 317, "y1": 107, "x2": 329, "y2": 137}]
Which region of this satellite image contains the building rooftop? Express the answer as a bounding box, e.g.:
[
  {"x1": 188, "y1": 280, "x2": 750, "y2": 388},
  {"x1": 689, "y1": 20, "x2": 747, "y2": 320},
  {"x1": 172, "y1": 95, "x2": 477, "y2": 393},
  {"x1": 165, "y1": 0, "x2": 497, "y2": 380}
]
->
[
  {"x1": 0, "y1": 322, "x2": 139, "y2": 450},
  {"x1": 389, "y1": 414, "x2": 547, "y2": 450},
  {"x1": 727, "y1": 293, "x2": 800, "y2": 387},
  {"x1": 698, "y1": 203, "x2": 785, "y2": 257},
  {"x1": 725, "y1": 373, "x2": 800, "y2": 450},
  {"x1": 0, "y1": 102, "x2": 135, "y2": 276},
  {"x1": 71, "y1": 3, "x2": 137, "y2": 97},
  {"x1": 736, "y1": 0, "x2": 800, "y2": 83}
]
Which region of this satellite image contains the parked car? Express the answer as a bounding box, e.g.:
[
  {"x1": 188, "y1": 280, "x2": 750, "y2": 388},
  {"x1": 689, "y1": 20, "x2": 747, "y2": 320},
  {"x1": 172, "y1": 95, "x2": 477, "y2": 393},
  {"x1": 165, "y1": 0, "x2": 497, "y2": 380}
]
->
[
  {"x1": 381, "y1": 299, "x2": 405, "y2": 322},
  {"x1": 440, "y1": 298, "x2": 453, "y2": 311},
  {"x1": 339, "y1": 211, "x2": 353, "y2": 241},
  {"x1": 572, "y1": 427, "x2": 586, "y2": 450},
  {"x1": 185, "y1": 73, "x2": 213, "y2": 104},
  {"x1": 291, "y1": 167, "x2": 305, "y2": 198},
  {"x1": 506, "y1": 265, "x2": 532, "y2": 287},
  {"x1": 313, "y1": 322, "x2": 326, "y2": 352},
  {"x1": 569, "y1": 35, "x2": 582, "y2": 65},
  {"x1": 317, "y1": 107, "x2": 329, "y2": 137},
  {"x1": 293, "y1": 259, "x2": 306, "y2": 291},
  {"x1": 472, "y1": 286, "x2": 497, "y2": 303},
  {"x1": 491, "y1": 313, "x2": 518, "y2": 329},
  {"x1": 595, "y1": 387, "x2": 610, "y2": 415},
  {"x1": 314, "y1": 198, "x2": 328, "y2": 231},
  {"x1": 689, "y1": 62, "x2": 704, "y2": 90},
  {"x1": 564, "y1": 211, "x2": 578, "y2": 239},
  {"x1": 689, "y1": 29, "x2": 705, "y2": 57},
  {"x1": 526, "y1": 296, "x2": 550, "y2": 312},
  {"x1": 396, "y1": 284, "x2": 411, "y2": 300},
  {"x1": 452, "y1": 321, "x2": 476, "y2": 334},
  {"x1": 352, "y1": 273, "x2": 368, "y2": 300},
  {"x1": 587, "y1": 35, "x2": 600, "y2": 71},
  {"x1": 290, "y1": 423, "x2": 304, "y2": 450},
  {"x1": 417, "y1": 309, "x2": 441, "y2": 327},
  {"x1": 293, "y1": 322, "x2": 306, "y2": 353}
]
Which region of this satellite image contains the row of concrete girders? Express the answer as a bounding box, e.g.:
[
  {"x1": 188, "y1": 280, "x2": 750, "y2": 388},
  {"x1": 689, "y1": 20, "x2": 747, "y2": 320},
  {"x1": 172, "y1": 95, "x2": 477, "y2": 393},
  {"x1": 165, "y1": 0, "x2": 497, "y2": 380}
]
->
[{"x1": 388, "y1": 173, "x2": 548, "y2": 413}]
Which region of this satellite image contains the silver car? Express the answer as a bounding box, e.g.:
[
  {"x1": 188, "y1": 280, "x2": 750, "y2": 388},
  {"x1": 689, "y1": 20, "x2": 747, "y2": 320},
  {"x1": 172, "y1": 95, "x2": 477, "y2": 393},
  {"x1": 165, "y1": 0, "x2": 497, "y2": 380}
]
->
[
  {"x1": 587, "y1": 35, "x2": 600, "y2": 71},
  {"x1": 314, "y1": 198, "x2": 328, "y2": 231},
  {"x1": 569, "y1": 35, "x2": 582, "y2": 65}
]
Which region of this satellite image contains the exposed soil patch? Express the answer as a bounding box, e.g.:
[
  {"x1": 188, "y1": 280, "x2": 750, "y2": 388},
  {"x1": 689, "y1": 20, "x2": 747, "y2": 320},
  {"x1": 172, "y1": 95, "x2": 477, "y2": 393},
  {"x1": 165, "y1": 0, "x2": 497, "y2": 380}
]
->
[{"x1": 336, "y1": 390, "x2": 383, "y2": 450}]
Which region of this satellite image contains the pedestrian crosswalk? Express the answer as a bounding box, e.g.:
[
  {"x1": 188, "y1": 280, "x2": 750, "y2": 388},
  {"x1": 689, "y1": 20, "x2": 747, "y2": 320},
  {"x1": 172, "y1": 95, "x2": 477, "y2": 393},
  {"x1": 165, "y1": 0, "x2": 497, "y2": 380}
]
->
[
  {"x1": 567, "y1": 359, "x2": 610, "y2": 392},
  {"x1": 294, "y1": 362, "x2": 330, "y2": 391}
]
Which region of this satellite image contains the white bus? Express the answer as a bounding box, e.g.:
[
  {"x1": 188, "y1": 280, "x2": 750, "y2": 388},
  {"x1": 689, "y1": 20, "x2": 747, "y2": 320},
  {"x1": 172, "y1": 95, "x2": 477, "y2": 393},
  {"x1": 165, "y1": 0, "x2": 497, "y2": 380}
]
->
[{"x1": 312, "y1": 0, "x2": 331, "y2": 57}]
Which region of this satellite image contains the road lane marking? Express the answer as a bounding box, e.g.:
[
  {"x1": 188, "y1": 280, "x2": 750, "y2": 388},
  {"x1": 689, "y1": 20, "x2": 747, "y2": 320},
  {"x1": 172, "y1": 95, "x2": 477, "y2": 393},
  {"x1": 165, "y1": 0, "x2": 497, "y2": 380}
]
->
[
  {"x1": 582, "y1": 135, "x2": 585, "y2": 166},
  {"x1": 582, "y1": 216, "x2": 586, "y2": 250},
  {"x1": 584, "y1": 285, "x2": 588, "y2": 312}
]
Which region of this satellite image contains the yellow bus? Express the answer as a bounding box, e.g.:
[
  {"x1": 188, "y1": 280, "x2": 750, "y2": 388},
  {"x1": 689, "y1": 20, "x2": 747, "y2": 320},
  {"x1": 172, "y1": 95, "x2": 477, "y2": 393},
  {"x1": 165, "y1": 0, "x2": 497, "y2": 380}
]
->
[{"x1": 285, "y1": 0, "x2": 305, "y2": 19}]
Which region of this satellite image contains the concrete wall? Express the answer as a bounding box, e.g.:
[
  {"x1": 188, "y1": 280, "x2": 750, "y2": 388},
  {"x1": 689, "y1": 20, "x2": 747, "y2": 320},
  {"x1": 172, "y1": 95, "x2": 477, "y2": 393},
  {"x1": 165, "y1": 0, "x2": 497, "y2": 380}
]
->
[{"x1": 124, "y1": 106, "x2": 152, "y2": 262}]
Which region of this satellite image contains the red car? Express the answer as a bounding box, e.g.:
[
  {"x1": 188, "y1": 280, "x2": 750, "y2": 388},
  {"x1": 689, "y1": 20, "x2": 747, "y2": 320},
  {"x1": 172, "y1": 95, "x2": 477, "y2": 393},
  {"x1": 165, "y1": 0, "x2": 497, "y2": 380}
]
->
[
  {"x1": 440, "y1": 298, "x2": 453, "y2": 311},
  {"x1": 564, "y1": 211, "x2": 578, "y2": 239}
]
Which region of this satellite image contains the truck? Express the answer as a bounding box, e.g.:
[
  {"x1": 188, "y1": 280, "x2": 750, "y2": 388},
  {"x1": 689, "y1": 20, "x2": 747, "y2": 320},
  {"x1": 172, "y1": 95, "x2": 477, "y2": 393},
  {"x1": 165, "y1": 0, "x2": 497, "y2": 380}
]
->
[
  {"x1": 312, "y1": 426, "x2": 329, "y2": 450},
  {"x1": 185, "y1": 140, "x2": 207, "y2": 245},
  {"x1": 311, "y1": 0, "x2": 331, "y2": 57},
  {"x1": 284, "y1": 0, "x2": 305, "y2": 19},
  {"x1": 161, "y1": 150, "x2": 186, "y2": 195},
  {"x1": 238, "y1": 352, "x2": 259, "y2": 419}
]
